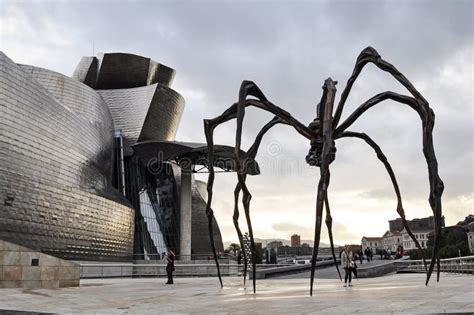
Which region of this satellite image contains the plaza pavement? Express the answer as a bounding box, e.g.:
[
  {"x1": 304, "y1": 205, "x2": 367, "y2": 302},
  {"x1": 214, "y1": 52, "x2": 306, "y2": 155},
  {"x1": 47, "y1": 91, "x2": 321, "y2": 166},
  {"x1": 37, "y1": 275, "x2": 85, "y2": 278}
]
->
[{"x1": 0, "y1": 273, "x2": 472, "y2": 314}]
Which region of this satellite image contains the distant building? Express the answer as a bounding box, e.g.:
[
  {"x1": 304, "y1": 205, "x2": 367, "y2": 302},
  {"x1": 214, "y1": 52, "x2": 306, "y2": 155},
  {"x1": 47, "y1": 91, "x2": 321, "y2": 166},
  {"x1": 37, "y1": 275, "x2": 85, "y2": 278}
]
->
[
  {"x1": 401, "y1": 228, "x2": 432, "y2": 250},
  {"x1": 349, "y1": 244, "x2": 362, "y2": 253},
  {"x1": 381, "y1": 216, "x2": 446, "y2": 253},
  {"x1": 361, "y1": 237, "x2": 383, "y2": 253},
  {"x1": 278, "y1": 245, "x2": 312, "y2": 256},
  {"x1": 468, "y1": 232, "x2": 474, "y2": 254},
  {"x1": 267, "y1": 240, "x2": 283, "y2": 249},
  {"x1": 291, "y1": 234, "x2": 301, "y2": 247},
  {"x1": 382, "y1": 231, "x2": 402, "y2": 252},
  {"x1": 277, "y1": 244, "x2": 343, "y2": 257},
  {"x1": 389, "y1": 216, "x2": 445, "y2": 233},
  {"x1": 457, "y1": 215, "x2": 474, "y2": 226},
  {"x1": 467, "y1": 222, "x2": 474, "y2": 232},
  {"x1": 467, "y1": 223, "x2": 474, "y2": 254}
]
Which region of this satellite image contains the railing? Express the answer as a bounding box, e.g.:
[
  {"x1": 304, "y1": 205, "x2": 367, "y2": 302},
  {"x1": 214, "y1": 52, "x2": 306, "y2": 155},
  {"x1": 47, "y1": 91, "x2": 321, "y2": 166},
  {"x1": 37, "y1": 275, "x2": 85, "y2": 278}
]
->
[
  {"x1": 395, "y1": 255, "x2": 474, "y2": 274},
  {"x1": 253, "y1": 258, "x2": 340, "y2": 279},
  {"x1": 132, "y1": 253, "x2": 237, "y2": 261},
  {"x1": 80, "y1": 263, "x2": 295, "y2": 279}
]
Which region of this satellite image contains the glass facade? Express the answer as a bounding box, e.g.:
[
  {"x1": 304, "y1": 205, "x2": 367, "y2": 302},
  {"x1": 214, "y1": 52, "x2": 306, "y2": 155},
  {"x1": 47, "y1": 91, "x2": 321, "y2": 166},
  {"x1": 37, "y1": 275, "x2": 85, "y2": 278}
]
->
[{"x1": 125, "y1": 157, "x2": 180, "y2": 260}]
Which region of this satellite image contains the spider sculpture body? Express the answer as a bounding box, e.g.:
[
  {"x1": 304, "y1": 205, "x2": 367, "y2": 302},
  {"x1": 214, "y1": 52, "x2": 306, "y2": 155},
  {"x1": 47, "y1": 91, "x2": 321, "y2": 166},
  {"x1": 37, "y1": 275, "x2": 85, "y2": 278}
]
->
[{"x1": 203, "y1": 47, "x2": 444, "y2": 296}]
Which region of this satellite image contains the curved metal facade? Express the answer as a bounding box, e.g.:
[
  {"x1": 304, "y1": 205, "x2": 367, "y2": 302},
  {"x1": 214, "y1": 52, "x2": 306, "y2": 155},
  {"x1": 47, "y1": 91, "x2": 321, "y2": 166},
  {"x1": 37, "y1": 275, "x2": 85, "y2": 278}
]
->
[
  {"x1": 18, "y1": 64, "x2": 116, "y2": 182},
  {"x1": 97, "y1": 84, "x2": 184, "y2": 156},
  {"x1": 191, "y1": 180, "x2": 224, "y2": 258},
  {"x1": 1, "y1": 51, "x2": 223, "y2": 262},
  {"x1": 0, "y1": 52, "x2": 134, "y2": 261}
]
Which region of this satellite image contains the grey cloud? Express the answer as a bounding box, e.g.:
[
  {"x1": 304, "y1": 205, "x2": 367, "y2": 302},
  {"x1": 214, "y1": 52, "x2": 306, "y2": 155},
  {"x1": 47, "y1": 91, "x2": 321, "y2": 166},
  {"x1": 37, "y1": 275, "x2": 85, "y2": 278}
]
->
[{"x1": 1, "y1": 0, "x2": 472, "y2": 241}]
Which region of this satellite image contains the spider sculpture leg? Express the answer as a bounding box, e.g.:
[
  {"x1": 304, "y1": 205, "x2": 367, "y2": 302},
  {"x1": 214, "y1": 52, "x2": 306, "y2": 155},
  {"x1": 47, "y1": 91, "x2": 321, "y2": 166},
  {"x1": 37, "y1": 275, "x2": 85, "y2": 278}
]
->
[
  {"x1": 335, "y1": 91, "x2": 444, "y2": 285},
  {"x1": 310, "y1": 78, "x2": 338, "y2": 296},
  {"x1": 333, "y1": 47, "x2": 443, "y2": 284},
  {"x1": 232, "y1": 116, "x2": 284, "y2": 286},
  {"x1": 235, "y1": 82, "x2": 278, "y2": 294},
  {"x1": 324, "y1": 193, "x2": 342, "y2": 281},
  {"x1": 204, "y1": 102, "x2": 250, "y2": 288},
  {"x1": 203, "y1": 119, "x2": 225, "y2": 288},
  {"x1": 204, "y1": 102, "x2": 258, "y2": 288},
  {"x1": 337, "y1": 131, "x2": 428, "y2": 270},
  {"x1": 235, "y1": 82, "x2": 317, "y2": 293},
  {"x1": 205, "y1": 92, "x2": 314, "y2": 292},
  {"x1": 231, "y1": 182, "x2": 248, "y2": 285},
  {"x1": 310, "y1": 164, "x2": 331, "y2": 296}
]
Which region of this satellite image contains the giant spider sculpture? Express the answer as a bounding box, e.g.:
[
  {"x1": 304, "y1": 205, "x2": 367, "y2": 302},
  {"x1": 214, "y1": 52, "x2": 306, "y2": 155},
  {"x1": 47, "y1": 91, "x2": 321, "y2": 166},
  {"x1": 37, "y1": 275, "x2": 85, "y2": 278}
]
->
[{"x1": 203, "y1": 47, "x2": 444, "y2": 296}]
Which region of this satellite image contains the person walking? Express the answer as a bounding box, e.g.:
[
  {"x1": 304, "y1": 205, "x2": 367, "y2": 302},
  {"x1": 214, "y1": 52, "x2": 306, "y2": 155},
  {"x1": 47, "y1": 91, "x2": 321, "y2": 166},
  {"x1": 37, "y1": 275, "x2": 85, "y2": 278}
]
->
[
  {"x1": 165, "y1": 250, "x2": 175, "y2": 284},
  {"x1": 366, "y1": 247, "x2": 373, "y2": 262},
  {"x1": 341, "y1": 245, "x2": 354, "y2": 287}
]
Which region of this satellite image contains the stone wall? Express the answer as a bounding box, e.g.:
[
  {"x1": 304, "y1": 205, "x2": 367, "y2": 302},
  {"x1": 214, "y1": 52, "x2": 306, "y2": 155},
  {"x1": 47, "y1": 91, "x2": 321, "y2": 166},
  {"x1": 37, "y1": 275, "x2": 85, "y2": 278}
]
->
[{"x1": 0, "y1": 240, "x2": 80, "y2": 289}]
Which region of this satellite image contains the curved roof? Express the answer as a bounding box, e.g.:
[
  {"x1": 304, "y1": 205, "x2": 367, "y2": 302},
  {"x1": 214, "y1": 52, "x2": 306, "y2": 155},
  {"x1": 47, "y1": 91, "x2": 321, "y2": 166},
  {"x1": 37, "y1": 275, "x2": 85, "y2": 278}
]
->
[
  {"x1": 132, "y1": 141, "x2": 260, "y2": 175},
  {"x1": 72, "y1": 53, "x2": 176, "y2": 89}
]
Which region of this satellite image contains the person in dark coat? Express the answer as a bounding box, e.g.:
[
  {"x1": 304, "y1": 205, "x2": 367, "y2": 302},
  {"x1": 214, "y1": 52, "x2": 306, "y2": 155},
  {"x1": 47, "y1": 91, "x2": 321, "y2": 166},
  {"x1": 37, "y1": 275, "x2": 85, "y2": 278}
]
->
[{"x1": 165, "y1": 250, "x2": 175, "y2": 284}]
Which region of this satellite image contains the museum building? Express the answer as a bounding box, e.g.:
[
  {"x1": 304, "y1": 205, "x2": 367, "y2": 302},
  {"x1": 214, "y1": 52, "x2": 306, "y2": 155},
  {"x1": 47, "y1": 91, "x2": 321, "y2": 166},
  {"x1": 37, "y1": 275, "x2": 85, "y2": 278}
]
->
[{"x1": 0, "y1": 52, "x2": 224, "y2": 262}]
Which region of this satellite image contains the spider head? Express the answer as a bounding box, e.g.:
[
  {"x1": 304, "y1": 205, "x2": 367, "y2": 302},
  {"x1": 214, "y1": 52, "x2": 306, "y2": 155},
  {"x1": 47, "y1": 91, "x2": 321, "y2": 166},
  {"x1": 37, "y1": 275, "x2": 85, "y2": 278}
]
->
[
  {"x1": 305, "y1": 115, "x2": 336, "y2": 167},
  {"x1": 306, "y1": 138, "x2": 336, "y2": 167},
  {"x1": 306, "y1": 142, "x2": 324, "y2": 167},
  {"x1": 305, "y1": 117, "x2": 323, "y2": 166}
]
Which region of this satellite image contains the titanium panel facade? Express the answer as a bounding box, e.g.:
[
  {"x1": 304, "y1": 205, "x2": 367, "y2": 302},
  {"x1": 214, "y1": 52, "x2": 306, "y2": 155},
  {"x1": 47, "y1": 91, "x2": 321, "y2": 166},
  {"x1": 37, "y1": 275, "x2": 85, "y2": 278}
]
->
[
  {"x1": 97, "y1": 85, "x2": 184, "y2": 156},
  {"x1": 0, "y1": 52, "x2": 134, "y2": 261},
  {"x1": 72, "y1": 53, "x2": 177, "y2": 90},
  {"x1": 18, "y1": 64, "x2": 116, "y2": 182},
  {"x1": 1, "y1": 51, "x2": 223, "y2": 262},
  {"x1": 190, "y1": 180, "x2": 224, "y2": 258},
  {"x1": 98, "y1": 85, "x2": 157, "y2": 156},
  {"x1": 71, "y1": 56, "x2": 98, "y2": 89},
  {"x1": 138, "y1": 85, "x2": 184, "y2": 143},
  {"x1": 96, "y1": 53, "x2": 151, "y2": 89}
]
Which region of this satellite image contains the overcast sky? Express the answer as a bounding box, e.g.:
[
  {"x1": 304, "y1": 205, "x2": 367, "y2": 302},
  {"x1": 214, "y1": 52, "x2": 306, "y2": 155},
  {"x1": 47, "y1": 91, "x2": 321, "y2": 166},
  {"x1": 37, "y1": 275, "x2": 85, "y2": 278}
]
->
[{"x1": 1, "y1": 0, "x2": 472, "y2": 245}]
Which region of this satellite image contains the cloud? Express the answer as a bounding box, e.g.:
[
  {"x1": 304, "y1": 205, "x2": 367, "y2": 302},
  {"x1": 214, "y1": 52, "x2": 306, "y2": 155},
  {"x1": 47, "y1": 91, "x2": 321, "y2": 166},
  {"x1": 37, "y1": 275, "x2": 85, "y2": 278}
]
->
[{"x1": 1, "y1": 0, "x2": 472, "y2": 244}]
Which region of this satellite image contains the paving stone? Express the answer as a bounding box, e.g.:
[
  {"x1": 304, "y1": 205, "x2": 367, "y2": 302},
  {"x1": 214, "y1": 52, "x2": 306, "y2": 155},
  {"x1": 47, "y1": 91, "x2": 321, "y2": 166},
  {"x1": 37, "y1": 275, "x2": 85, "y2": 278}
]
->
[{"x1": 0, "y1": 273, "x2": 472, "y2": 313}]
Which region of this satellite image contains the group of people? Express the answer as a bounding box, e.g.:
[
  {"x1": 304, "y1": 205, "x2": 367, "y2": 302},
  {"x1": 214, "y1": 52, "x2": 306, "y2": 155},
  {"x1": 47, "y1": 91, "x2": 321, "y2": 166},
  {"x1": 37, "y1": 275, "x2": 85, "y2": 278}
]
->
[
  {"x1": 381, "y1": 248, "x2": 391, "y2": 259},
  {"x1": 364, "y1": 247, "x2": 374, "y2": 262}
]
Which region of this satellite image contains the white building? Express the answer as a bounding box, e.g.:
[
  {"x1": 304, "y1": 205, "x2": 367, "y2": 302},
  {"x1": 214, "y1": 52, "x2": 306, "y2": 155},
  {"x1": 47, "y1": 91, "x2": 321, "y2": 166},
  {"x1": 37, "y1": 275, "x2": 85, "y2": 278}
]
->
[
  {"x1": 382, "y1": 231, "x2": 402, "y2": 252},
  {"x1": 361, "y1": 237, "x2": 383, "y2": 253},
  {"x1": 467, "y1": 222, "x2": 474, "y2": 254},
  {"x1": 401, "y1": 228, "x2": 431, "y2": 250},
  {"x1": 468, "y1": 232, "x2": 474, "y2": 254}
]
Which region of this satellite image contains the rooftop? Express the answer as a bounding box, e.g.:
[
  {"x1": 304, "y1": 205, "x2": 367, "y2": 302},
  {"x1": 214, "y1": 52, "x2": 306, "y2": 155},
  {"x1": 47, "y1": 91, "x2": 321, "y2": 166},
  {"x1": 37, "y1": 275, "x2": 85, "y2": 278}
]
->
[{"x1": 362, "y1": 237, "x2": 384, "y2": 241}]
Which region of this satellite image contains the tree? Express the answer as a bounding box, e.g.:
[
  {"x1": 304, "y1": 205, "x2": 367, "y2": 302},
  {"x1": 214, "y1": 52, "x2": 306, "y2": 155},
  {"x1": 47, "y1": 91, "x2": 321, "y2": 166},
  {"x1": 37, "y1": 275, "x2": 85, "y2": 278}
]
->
[
  {"x1": 409, "y1": 231, "x2": 469, "y2": 259},
  {"x1": 227, "y1": 243, "x2": 241, "y2": 256}
]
